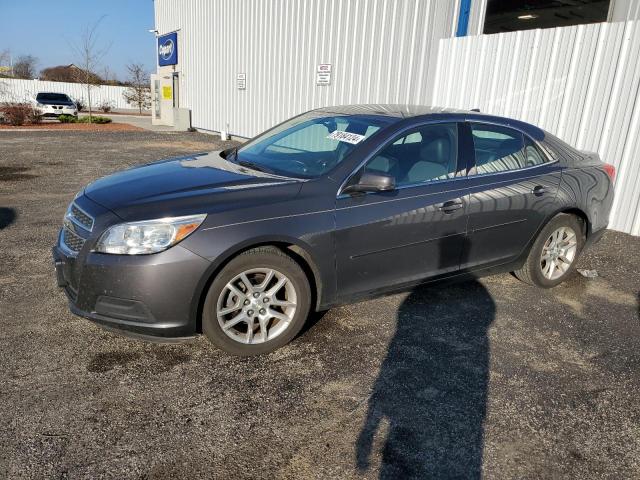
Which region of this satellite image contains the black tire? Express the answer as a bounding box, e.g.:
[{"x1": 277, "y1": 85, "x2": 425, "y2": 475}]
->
[
  {"x1": 202, "y1": 246, "x2": 311, "y2": 356},
  {"x1": 513, "y1": 213, "x2": 585, "y2": 288}
]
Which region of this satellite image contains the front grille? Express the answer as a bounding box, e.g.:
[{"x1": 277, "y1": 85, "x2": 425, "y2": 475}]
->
[
  {"x1": 64, "y1": 284, "x2": 78, "y2": 303},
  {"x1": 60, "y1": 200, "x2": 94, "y2": 255},
  {"x1": 62, "y1": 226, "x2": 85, "y2": 253},
  {"x1": 69, "y1": 204, "x2": 94, "y2": 231}
]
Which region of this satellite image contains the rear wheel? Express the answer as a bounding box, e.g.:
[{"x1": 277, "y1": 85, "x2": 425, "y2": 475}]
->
[
  {"x1": 202, "y1": 247, "x2": 311, "y2": 356},
  {"x1": 514, "y1": 213, "x2": 584, "y2": 288}
]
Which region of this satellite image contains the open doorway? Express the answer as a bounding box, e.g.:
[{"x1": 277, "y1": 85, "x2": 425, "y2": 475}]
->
[
  {"x1": 172, "y1": 73, "x2": 179, "y2": 108},
  {"x1": 483, "y1": 0, "x2": 611, "y2": 34}
]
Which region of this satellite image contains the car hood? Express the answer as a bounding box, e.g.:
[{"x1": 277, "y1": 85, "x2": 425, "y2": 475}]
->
[{"x1": 84, "y1": 151, "x2": 303, "y2": 220}]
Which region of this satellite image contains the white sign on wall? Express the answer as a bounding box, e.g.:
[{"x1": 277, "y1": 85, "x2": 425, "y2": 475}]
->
[
  {"x1": 237, "y1": 73, "x2": 246, "y2": 90},
  {"x1": 316, "y1": 64, "x2": 332, "y2": 86}
]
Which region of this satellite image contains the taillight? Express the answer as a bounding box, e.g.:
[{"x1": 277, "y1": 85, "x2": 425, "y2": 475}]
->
[{"x1": 603, "y1": 163, "x2": 616, "y2": 182}]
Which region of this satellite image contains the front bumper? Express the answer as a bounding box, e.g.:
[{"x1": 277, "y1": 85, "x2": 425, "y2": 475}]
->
[
  {"x1": 39, "y1": 106, "x2": 77, "y2": 118},
  {"x1": 53, "y1": 241, "x2": 212, "y2": 341}
]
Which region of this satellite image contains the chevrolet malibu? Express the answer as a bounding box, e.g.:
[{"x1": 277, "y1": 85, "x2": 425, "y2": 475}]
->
[{"x1": 53, "y1": 105, "x2": 615, "y2": 355}]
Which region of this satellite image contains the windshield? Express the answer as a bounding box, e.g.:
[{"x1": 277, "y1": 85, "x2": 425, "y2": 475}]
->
[
  {"x1": 236, "y1": 111, "x2": 394, "y2": 178},
  {"x1": 36, "y1": 93, "x2": 72, "y2": 102}
]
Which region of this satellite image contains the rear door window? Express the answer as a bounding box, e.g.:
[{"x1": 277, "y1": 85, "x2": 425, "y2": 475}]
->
[{"x1": 470, "y1": 124, "x2": 528, "y2": 174}]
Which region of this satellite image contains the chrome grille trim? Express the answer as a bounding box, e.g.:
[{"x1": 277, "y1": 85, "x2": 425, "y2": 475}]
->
[
  {"x1": 61, "y1": 226, "x2": 85, "y2": 254},
  {"x1": 67, "y1": 202, "x2": 94, "y2": 232}
]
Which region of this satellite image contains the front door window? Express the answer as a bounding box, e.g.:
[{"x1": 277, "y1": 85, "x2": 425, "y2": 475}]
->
[{"x1": 363, "y1": 123, "x2": 459, "y2": 187}]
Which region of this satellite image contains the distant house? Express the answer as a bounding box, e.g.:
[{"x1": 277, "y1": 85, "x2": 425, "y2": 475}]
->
[{"x1": 40, "y1": 64, "x2": 103, "y2": 84}]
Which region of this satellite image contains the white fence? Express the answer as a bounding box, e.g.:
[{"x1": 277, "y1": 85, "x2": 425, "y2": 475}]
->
[
  {"x1": 432, "y1": 21, "x2": 640, "y2": 236},
  {"x1": 0, "y1": 78, "x2": 133, "y2": 109}
]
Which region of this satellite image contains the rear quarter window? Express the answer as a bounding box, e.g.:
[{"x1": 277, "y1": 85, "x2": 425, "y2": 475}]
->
[{"x1": 470, "y1": 123, "x2": 551, "y2": 174}]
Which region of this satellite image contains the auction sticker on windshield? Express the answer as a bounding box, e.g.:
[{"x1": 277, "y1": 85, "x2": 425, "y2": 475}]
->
[{"x1": 327, "y1": 130, "x2": 366, "y2": 144}]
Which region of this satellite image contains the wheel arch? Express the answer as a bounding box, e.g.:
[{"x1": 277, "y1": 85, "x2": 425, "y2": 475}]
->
[
  {"x1": 514, "y1": 206, "x2": 591, "y2": 270},
  {"x1": 190, "y1": 236, "x2": 324, "y2": 333},
  {"x1": 513, "y1": 207, "x2": 589, "y2": 286},
  {"x1": 555, "y1": 207, "x2": 591, "y2": 238}
]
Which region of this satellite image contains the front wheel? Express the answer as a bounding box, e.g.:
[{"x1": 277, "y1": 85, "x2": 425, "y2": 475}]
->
[
  {"x1": 202, "y1": 247, "x2": 311, "y2": 356},
  {"x1": 514, "y1": 213, "x2": 585, "y2": 288}
]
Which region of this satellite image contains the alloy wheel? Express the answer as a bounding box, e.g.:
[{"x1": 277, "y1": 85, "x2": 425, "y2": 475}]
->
[
  {"x1": 216, "y1": 268, "x2": 297, "y2": 344},
  {"x1": 540, "y1": 226, "x2": 578, "y2": 280}
]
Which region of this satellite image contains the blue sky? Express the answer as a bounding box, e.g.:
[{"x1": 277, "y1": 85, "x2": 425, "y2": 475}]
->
[{"x1": 0, "y1": 0, "x2": 156, "y2": 80}]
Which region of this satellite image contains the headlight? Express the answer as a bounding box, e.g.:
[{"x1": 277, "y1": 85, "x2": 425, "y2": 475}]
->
[{"x1": 94, "y1": 214, "x2": 206, "y2": 255}]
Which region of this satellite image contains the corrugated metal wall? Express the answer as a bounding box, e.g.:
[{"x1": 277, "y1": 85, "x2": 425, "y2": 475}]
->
[
  {"x1": 0, "y1": 78, "x2": 133, "y2": 109},
  {"x1": 610, "y1": 0, "x2": 640, "y2": 21},
  {"x1": 154, "y1": 0, "x2": 461, "y2": 138},
  {"x1": 467, "y1": 0, "x2": 487, "y2": 36},
  {"x1": 432, "y1": 21, "x2": 640, "y2": 235}
]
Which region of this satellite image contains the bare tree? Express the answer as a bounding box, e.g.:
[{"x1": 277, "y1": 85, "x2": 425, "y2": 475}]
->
[
  {"x1": 12, "y1": 55, "x2": 38, "y2": 79},
  {"x1": 101, "y1": 66, "x2": 112, "y2": 83},
  {"x1": 122, "y1": 63, "x2": 151, "y2": 114},
  {"x1": 100, "y1": 66, "x2": 122, "y2": 85},
  {"x1": 70, "y1": 16, "x2": 111, "y2": 121}
]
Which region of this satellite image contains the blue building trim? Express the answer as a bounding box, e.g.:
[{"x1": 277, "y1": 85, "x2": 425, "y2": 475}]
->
[{"x1": 456, "y1": 0, "x2": 471, "y2": 37}]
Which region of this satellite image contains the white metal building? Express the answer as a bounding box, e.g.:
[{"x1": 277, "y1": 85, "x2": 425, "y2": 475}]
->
[{"x1": 152, "y1": 0, "x2": 640, "y2": 235}]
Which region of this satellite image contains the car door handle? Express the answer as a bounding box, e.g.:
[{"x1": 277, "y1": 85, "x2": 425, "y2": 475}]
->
[
  {"x1": 532, "y1": 185, "x2": 546, "y2": 196},
  {"x1": 438, "y1": 199, "x2": 464, "y2": 213}
]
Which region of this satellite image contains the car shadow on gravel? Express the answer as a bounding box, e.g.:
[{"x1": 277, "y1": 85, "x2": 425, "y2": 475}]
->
[
  {"x1": 0, "y1": 207, "x2": 17, "y2": 229},
  {"x1": 356, "y1": 279, "x2": 495, "y2": 479}
]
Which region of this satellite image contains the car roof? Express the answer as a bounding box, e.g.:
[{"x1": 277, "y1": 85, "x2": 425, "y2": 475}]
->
[
  {"x1": 314, "y1": 104, "x2": 467, "y2": 117},
  {"x1": 313, "y1": 104, "x2": 546, "y2": 140}
]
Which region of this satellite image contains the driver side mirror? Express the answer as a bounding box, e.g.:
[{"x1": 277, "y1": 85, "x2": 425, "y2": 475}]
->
[
  {"x1": 342, "y1": 172, "x2": 396, "y2": 195},
  {"x1": 220, "y1": 147, "x2": 235, "y2": 159}
]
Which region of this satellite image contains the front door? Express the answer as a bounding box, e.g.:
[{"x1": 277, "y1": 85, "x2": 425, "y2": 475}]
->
[
  {"x1": 335, "y1": 122, "x2": 469, "y2": 299},
  {"x1": 461, "y1": 122, "x2": 562, "y2": 269},
  {"x1": 155, "y1": 74, "x2": 175, "y2": 126}
]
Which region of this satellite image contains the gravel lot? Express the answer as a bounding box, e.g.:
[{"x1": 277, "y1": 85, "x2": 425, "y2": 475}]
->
[{"x1": 1, "y1": 130, "x2": 639, "y2": 479}]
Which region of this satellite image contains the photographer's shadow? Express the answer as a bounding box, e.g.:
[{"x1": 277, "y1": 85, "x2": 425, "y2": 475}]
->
[{"x1": 356, "y1": 280, "x2": 495, "y2": 479}]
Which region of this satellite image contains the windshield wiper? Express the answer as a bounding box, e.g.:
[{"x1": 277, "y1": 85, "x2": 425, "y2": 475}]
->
[{"x1": 237, "y1": 159, "x2": 273, "y2": 174}]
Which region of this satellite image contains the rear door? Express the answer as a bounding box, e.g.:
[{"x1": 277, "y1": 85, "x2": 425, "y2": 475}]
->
[
  {"x1": 334, "y1": 122, "x2": 469, "y2": 299},
  {"x1": 462, "y1": 122, "x2": 562, "y2": 269}
]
